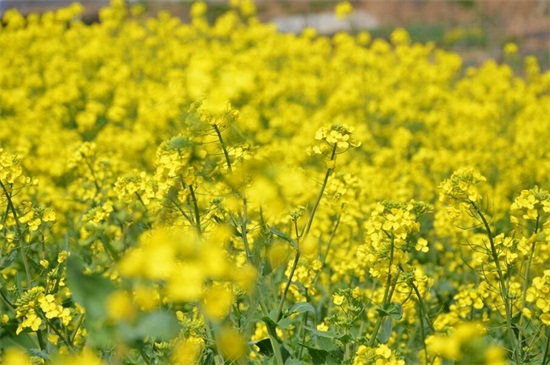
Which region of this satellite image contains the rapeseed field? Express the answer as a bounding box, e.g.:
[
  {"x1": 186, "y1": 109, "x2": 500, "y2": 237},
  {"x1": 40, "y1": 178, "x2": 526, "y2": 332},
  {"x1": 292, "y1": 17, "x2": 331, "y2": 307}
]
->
[{"x1": 1, "y1": 1, "x2": 549, "y2": 364}]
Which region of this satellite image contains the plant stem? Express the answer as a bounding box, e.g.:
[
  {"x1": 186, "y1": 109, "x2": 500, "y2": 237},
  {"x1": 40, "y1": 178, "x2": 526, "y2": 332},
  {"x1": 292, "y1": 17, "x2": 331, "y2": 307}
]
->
[
  {"x1": 276, "y1": 250, "x2": 300, "y2": 322},
  {"x1": 542, "y1": 327, "x2": 550, "y2": 365},
  {"x1": 470, "y1": 201, "x2": 520, "y2": 363},
  {"x1": 204, "y1": 317, "x2": 223, "y2": 365},
  {"x1": 81, "y1": 154, "x2": 101, "y2": 195},
  {"x1": 213, "y1": 123, "x2": 232, "y2": 173},
  {"x1": 0, "y1": 180, "x2": 32, "y2": 288},
  {"x1": 304, "y1": 144, "x2": 337, "y2": 237},
  {"x1": 241, "y1": 197, "x2": 253, "y2": 264},
  {"x1": 408, "y1": 276, "x2": 435, "y2": 332},
  {"x1": 519, "y1": 213, "x2": 540, "y2": 362},
  {"x1": 369, "y1": 234, "x2": 397, "y2": 347},
  {"x1": 275, "y1": 144, "x2": 337, "y2": 322},
  {"x1": 189, "y1": 184, "x2": 201, "y2": 236}
]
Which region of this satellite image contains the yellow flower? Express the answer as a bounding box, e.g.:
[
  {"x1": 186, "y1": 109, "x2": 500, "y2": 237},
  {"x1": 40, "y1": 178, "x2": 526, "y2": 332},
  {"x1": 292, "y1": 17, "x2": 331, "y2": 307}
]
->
[
  {"x1": 335, "y1": 1, "x2": 354, "y2": 20},
  {"x1": 217, "y1": 326, "x2": 247, "y2": 361},
  {"x1": 333, "y1": 294, "x2": 345, "y2": 306},
  {"x1": 172, "y1": 337, "x2": 204, "y2": 365},
  {"x1": 503, "y1": 42, "x2": 518, "y2": 56},
  {"x1": 106, "y1": 290, "x2": 136, "y2": 322},
  {"x1": 375, "y1": 344, "x2": 392, "y2": 359},
  {"x1": 2, "y1": 348, "x2": 32, "y2": 365},
  {"x1": 201, "y1": 285, "x2": 234, "y2": 321}
]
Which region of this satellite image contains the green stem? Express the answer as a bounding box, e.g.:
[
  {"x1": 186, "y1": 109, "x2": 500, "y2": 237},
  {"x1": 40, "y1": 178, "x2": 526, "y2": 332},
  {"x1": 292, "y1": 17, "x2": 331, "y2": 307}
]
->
[
  {"x1": 138, "y1": 344, "x2": 153, "y2": 365},
  {"x1": 276, "y1": 250, "x2": 300, "y2": 322},
  {"x1": 408, "y1": 274, "x2": 435, "y2": 332},
  {"x1": 519, "y1": 213, "x2": 540, "y2": 362},
  {"x1": 470, "y1": 201, "x2": 519, "y2": 363},
  {"x1": 369, "y1": 234, "x2": 398, "y2": 347},
  {"x1": 81, "y1": 154, "x2": 101, "y2": 196},
  {"x1": 241, "y1": 197, "x2": 253, "y2": 264},
  {"x1": 70, "y1": 313, "x2": 85, "y2": 344},
  {"x1": 171, "y1": 196, "x2": 192, "y2": 223},
  {"x1": 312, "y1": 212, "x2": 341, "y2": 289},
  {"x1": 304, "y1": 144, "x2": 337, "y2": 237},
  {"x1": 542, "y1": 327, "x2": 550, "y2": 365},
  {"x1": 189, "y1": 184, "x2": 201, "y2": 236},
  {"x1": 204, "y1": 318, "x2": 223, "y2": 365},
  {"x1": 0, "y1": 180, "x2": 32, "y2": 288},
  {"x1": 275, "y1": 144, "x2": 337, "y2": 323},
  {"x1": 0, "y1": 287, "x2": 15, "y2": 309},
  {"x1": 213, "y1": 123, "x2": 232, "y2": 173}
]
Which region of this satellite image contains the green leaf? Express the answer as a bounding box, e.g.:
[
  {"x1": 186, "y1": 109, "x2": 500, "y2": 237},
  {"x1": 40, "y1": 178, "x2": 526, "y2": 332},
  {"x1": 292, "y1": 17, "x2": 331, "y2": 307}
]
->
[
  {"x1": 388, "y1": 302, "x2": 403, "y2": 321},
  {"x1": 317, "y1": 335, "x2": 338, "y2": 352},
  {"x1": 269, "y1": 227, "x2": 297, "y2": 250},
  {"x1": 284, "y1": 359, "x2": 308, "y2": 365},
  {"x1": 304, "y1": 326, "x2": 338, "y2": 339},
  {"x1": 288, "y1": 302, "x2": 316, "y2": 317},
  {"x1": 300, "y1": 344, "x2": 342, "y2": 365},
  {"x1": 376, "y1": 316, "x2": 393, "y2": 344},
  {"x1": 66, "y1": 256, "x2": 115, "y2": 321},
  {"x1": 262, "y1": 316, "x2": 280, "y2": 339},
  {"x1": 123, "y1": 311, "x2": 179, "y2": 341},
  {"x1": 254, "y1": 338, "x2": 274, "y2": 357},
  {"x1": 376, "y1": 302, "x2": 403, "y2": 321},
  {"x1": 28, "y1": 348, "x2": 49, "y2": 360}
]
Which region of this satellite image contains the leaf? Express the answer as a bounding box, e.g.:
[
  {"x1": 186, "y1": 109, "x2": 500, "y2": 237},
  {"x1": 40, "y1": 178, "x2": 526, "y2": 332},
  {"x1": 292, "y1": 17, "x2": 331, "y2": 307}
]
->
[
  {"x1": 376, "y1": 316, "x2": 393, "y2": 344},
  {"x1": 254, "y1": 338, "x2": 274, "y2": 357},
  {"x1": 124, "y1": 311, "x2": 180, "y2": 341},
  {"x1": 376, "y1": 302, "x2": 403, "y2": 321},
  {"x1": 66, "y1": 256, "x2": 115, "y2": 320},
  {"x1": 262, "y1": 316, "x2": 280, "y2": 339},
  {"x1": 284, "y1": 359, "x2": 308, "y2": 365},
  {"x1": 387, "y1": 302, "x2": 403, "y2": 321},
  {"x1": 288, "y1": 302, "x2": 316, "y2": 317},
  {"x1": 304, "y1": 346, "x2": 329, "y2": 364},
  {"x1": 269, "y1": 227, "x2": 298, "y2": 250},
  {"x1": 300, "y1": 344, "x2": 342, "y2": 365},
  {"x1": 304, "y1": 326, "x2": 338, "y2": 339},
  {"x1": 28, "y1": 348, "x2": 49, "y2": 360}
]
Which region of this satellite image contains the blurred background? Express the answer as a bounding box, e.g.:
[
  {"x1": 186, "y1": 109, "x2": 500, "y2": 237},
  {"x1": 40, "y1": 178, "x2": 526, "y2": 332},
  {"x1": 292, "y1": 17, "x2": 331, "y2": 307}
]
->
[{"x1": 1, "y1": 0, "x2": 549, "y2": 70}]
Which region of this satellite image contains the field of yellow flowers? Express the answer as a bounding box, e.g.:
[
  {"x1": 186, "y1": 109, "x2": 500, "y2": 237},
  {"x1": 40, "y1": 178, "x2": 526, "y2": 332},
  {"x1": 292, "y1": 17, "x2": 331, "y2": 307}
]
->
[{"x1": 1, "y1": 0, "x2": 549, "y2": 364}]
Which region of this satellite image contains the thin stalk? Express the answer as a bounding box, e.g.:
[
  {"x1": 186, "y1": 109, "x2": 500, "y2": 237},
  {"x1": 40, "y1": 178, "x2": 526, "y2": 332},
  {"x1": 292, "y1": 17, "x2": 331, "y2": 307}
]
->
[
  {"x1": 48, "y1": 320, "x2": 76, "y2": 352},
  {"x1": 0, "y1": 180, "x2": 32, "y2": 288},
  {"x1": 542, "y1": 327, "x2": 550, "y2": 365},
  {"x1": 171, "y1": 197, "x2": 191, "y2": 222},
  {"x1": 470, "y1": 201, "x2": 519, "y2": 363},
  {"x1": 304, "y1": 144, "x2": 337, "y2": 237},
  {"x1": 417, "y1": 301, "x2": 428, "y2": 364},
  {"x1": 519, "y1": 214, "x2": 540, "y2": 361},
  {"x1": 189, "y1": 184, "x2": 201, "y2": 236},
  {"x1": 297, "y1": 311, "x2": 309, "y2": 359},
  {"x1": 213, "y1": 124, "x2": 232, "y2": 173},
  {"x1": 276, "y1": 251, "x2": 300, "y2": 322},
  {"x1": 81, "y1": 154, "x2": 101, "y2": 195},
  {"x1": 369, "y1": 234, "x2": 397, "y2": 347},
  {"x1": 406, "y1": 270, "x2": 435, "y2": 333},
  {"x1": 70, "y1": 313, "x2": 85, "y2": 344},
  {"x1": 0, "y1": 287, "x2": 15, "y2": 309},
  {"x1": 275, "y1": 144, "x2": 336, "y2": 322},
  {"x1": 321, "y1": 212, "x2": 341, "y2": 267},
  {"x1": 138, "y1": 345, "x2": 153, "y2": 365},
  {"x1": 241, "y1": 197, "x2": 253, "y2": 264},
  {"x1": 312, "y1": 213, "x2": 341, "y2": 289},
  {"x1": 204, "y1": 318, "x2": 223, "y2": 365}
]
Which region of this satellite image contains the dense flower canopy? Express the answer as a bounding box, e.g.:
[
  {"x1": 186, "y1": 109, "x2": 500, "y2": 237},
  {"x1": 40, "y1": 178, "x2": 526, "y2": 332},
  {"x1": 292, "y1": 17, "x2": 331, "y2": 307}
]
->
[{"x1": 0, "y1": 1, "x2": 549, "y2": 364}]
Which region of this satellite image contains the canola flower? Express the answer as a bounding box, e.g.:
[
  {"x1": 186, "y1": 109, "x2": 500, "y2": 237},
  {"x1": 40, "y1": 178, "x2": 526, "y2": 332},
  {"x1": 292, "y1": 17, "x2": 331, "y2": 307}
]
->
[{"x1": 0, "y1": 0, "x2": 549, "y2": 364}]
